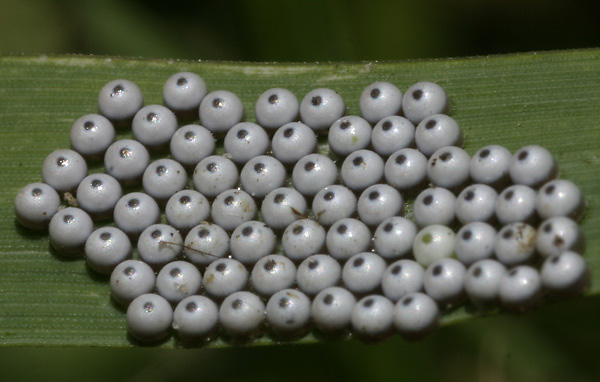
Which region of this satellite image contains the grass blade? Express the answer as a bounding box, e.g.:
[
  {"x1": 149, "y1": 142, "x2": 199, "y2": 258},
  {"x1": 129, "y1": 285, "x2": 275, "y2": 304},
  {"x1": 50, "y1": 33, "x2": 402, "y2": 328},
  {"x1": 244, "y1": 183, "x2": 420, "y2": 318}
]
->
[{"x1": 0, "y1": 50, "x2": 598, "y2": 347}]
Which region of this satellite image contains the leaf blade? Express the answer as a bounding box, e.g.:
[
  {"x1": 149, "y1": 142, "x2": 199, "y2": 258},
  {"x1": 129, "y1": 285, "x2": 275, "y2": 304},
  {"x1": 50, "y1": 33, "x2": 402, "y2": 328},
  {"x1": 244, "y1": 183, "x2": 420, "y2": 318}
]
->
[{"x1": 0, "y1": 50, "x2": 599, "y2": 347}]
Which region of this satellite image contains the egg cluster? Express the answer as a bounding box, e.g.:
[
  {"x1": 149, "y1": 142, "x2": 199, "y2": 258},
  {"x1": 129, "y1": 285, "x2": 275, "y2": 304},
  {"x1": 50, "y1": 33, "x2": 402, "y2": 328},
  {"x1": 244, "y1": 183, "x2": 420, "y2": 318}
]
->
[{"x1": 14, "y1": 73, "x2": 589, "y2": 345}]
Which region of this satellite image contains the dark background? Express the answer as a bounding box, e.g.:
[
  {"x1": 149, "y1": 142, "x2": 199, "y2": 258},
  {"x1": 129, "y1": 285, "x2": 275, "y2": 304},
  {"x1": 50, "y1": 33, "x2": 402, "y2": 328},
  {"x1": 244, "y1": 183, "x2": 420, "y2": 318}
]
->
[
  {"x1": 2, "y1": 0, "x2": 600, "y2": 62},
  {"x1": 1, "y1": 0, "x2": 600, "y2": 381}
]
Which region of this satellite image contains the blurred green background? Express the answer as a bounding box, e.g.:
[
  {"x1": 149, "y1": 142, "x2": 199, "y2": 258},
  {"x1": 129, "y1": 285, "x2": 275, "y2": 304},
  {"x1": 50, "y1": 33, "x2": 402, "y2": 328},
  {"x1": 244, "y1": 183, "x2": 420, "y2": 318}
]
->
[
  {"x1": 2, "y1": 0, "x2": 600, "y2": 61},
  {"x1": 1, "y1": 0, "x2": 600, "y2": 381}
]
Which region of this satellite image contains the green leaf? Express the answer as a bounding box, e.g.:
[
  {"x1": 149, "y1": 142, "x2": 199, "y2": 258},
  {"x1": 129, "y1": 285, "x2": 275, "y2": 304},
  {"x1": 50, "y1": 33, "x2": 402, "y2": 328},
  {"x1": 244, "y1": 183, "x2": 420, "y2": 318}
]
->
[{"x1": 0, "y1": 50, "x2": 599, "y2": 348}]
